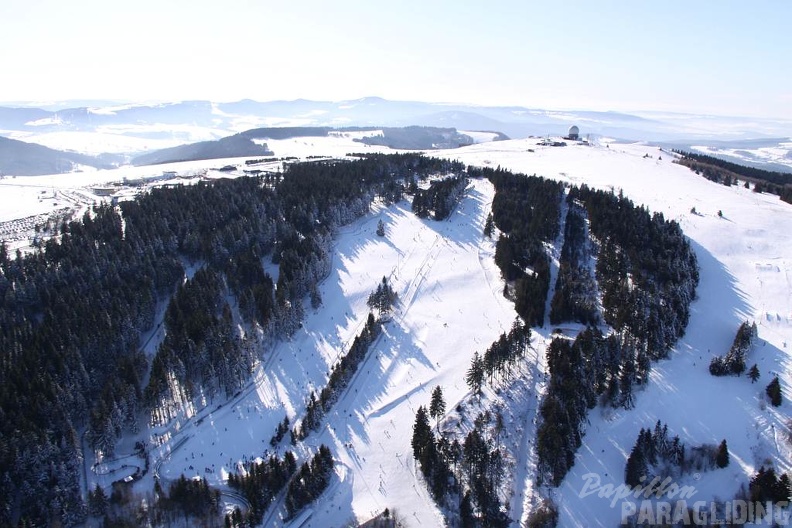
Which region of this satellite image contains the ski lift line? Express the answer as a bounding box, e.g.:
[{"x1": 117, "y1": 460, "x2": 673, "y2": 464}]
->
[{"x1": 397, "y1": 234, "x2": 444, "y2": 324}]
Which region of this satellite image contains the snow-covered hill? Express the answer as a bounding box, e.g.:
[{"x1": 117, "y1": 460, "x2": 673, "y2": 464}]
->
[
  {"x1": 2, "y1": 137, "x2": 791, "y2": 526},
  {"x1": 440, "y1": 140, "x2": 792, "y2": 526}
]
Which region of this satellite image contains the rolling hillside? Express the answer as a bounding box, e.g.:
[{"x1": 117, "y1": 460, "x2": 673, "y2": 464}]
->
[
  {"x1": 0, "y1": 136, "x2": 791, "y2": 527},
  {"x1": 0, "y1": 135, "x2": 112, "y2": 175}
]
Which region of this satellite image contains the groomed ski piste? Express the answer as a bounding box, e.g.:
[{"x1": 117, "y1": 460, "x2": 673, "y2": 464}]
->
[
  {"x1": 146, "y1": 174, "x2": 527, "y2": 527},
  {"x1": 2, "y1": 134, "x2": 792, "y2": 526}
]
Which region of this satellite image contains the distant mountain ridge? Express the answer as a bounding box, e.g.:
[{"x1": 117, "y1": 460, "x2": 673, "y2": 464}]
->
[
  {"x1": 0, "y1": 98, "x2": 666, "y2": 141},
  {"x1": 3, "y1": 97, "x2": 790, "y2": 150},
  {"x1": 132, "y1": 133, "x2": 274, "y2": 166},
  {"x1": 131, "y1": 126, "x2": 481, "y2": 166},
  {"x1": 2, "y1": 97, "x2": 792, "y2": 173}
]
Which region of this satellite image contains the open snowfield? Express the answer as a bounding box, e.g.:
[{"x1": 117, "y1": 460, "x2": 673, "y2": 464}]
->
[
  {"x1": 3, "y1": 135, "x2": 792, "y2": 526},
  {"x1": 254, "y1": 130, "x2": 393, "y2": 159}
]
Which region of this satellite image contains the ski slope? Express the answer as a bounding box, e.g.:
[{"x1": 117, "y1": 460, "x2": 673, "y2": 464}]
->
[{"x1": 144, "y1": 176, "x2": 520, "y2": 526}]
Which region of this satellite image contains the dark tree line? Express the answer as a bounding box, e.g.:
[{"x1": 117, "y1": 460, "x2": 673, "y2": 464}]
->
[
  {"x1": 466, "y1": 320, "x2": 531, "y2": 393},
  {"x1": 624, "y1": 421, "x2": 731, "y2": 491},
  {"x1": 709, "y1": 321, "x2": 757, "y2": 376},
  {"x1": 93, "y1": 475, "x2": 223, "y2": 527},
  {"x1": 441, "y1": 167, "x2": 697, "y2": 492},
  {"x1": 549, "y1": 199, "x2": 600, "y2": 325},
  {"x1": 537, "y1": 328, "x2": 674, "y2": 485},
  {"x1": 412, "y1": 174, "x2": 468, "y2": 220},
  {"x1": 480, "y1": 166, "x2": 563, "y2": 326},
  {"x1": 144, "y1": 267, "x2": 254, "y2": 427},
  {"x1": 536, "y1": 337, "x2": 590, "y2": 485},
  {"x1": 537, "y1": 333, "x2": 692, "y2": 487},
  {"x1": 355, "y1": 126, "x2": 474, "y2": 150},
  {"x1": 297, "y1": 312, "x2": 381, "y2": 438},
  {"x1": 0, "y1": 203, "x2": 178, "y2": 527},
  {"x1": 224, "y1": 247, "x2": 277, "y2": 328},
  {"x1": 673, "y1": 149, "x2": 792, "y2": 205},
  {"x1": 226, "y1": 451, "x2": 297, "y2": 525},
  {"x1": 529, "y1": 184, "x2": 697, "y2": 488},
  {"x1": 367, "y1": 276, "x2": 398, "y2": 315},
  {"x1": 624, "y1": 421, "x2": 686, "y2": 487},
  {"x1": 412, "y1": 406, "x2": 455, "y2": 504},
  {"x1": 575, "y1": 184, "x2": 699, "y2": 360},
  {"x1": 154, "y1": 475, "x2": 221, "y2": 525},
  {"x1": 225, "y1": 445, "x2": 334, "y2": 526},
  {"x1": 284, "y1": 445, "x2": 334, "y2": 518},
  {"x1": 269, "y1": 415, "x2": 291, "y2": 447},
  {"x1": 0, "y1": 153, "x2": 447, "y2": 526},
  {"x1": 749, "y1": 466, "x2": 792, "y2": 505},
  {"x1": 411, "y1": 405, "x2": 510, "y2": 527},
  {"x1": 456, "y1": 413, "x2": 510, "y2": 527}
]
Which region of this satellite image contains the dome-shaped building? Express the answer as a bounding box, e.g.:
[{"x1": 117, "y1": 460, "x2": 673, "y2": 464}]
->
[{"x1": 568, "y1": 125, "x2": 580, "y2": 141}]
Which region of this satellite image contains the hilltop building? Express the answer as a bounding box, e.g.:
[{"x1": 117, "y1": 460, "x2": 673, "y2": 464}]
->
[{"x1": 567, "y1": 125, "x2": 580, "y2": 141}]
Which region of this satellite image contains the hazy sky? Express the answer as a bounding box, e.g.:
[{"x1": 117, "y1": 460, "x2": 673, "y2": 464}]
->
[{"x1": 1, "y1": 0, "x2": 789, "y2": 118}]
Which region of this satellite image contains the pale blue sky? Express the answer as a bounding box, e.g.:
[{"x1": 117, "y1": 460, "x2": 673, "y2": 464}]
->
[{"x1": 0, "y1": 0, "x2": 789, "y2": 118}]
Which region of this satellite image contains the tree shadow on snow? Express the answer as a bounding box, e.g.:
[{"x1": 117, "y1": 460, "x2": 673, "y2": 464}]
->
[{"x1": 412, "y1": 184, "x2": 490, "y2": 253}]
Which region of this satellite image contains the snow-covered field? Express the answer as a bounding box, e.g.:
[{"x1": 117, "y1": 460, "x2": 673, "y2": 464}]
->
[
  {"x1": 2, "y1": 136, "x2": 792, "y2": 526},
  {"x1": 254, "y1": 130, "x2": 392, "y2": 159}
]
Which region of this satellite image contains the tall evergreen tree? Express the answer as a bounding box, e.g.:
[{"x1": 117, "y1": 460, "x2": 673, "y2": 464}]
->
[
  {"x1": 87, "y1": 484, "x2": 108, "y2": 517},
  {"x1": 483, "y1": 213, "x2": 494, "y2": 238},
  {"x1": 625, "y1": 444, "x2": 647, "y2": 488},
  {"x1": 460, "y1": 490, "x2": 476, "y2": 528},
  {"x1": 716, "y1": 439, "x2": 729, "y2": 468},
  {"x1": 766, "y1": 376, "x2": 783, "y2": 407},
  {"x1": 466, "y1": 352, "x2": 485, "y2": 395},
  {"x1": 412, "y1": 406, "x2": 434, "y2": 472},
  {"x1": 429, "y1": 386, "x2": 446, "y2": 432}
]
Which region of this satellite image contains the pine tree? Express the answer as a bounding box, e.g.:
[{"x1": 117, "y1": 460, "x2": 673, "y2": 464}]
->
[
  {"x1": 778, "y1": 473, "x2": 792, "y2": 502},
  {"x1": 484, "y1": 213, "x2": 494, "y2": 238},
  {"x1": 429, "y1": 386, "x2": 446, "y2": 432},
  {"x1": 716, "y1": 439, "x2": 729, "y2": 468},
  {"x1": 466, "y1": 352, "x2": 485, "y2": 394},
  {"x1": 624, "y1": 443, "x2": 647, "y2": 487},
  {"x1": 0, "y1": 241, "x2": 7, "y2": 274},
  {"x1": 376, "y1": 219, "x2": 385, "y2": 237},
  {"x1": 310, "y1": 283, "x2": 322, "y2": 310},
  {"x1": 749, "y1": 364, "x2": 760, "y2": 383},
  {"x1": 412, "y1": 406, "x2": 434, "y2": 472},
  {"x1": 87, "y1": 484, "x2": 108, "y2": 517},
  {"x1": 460, "y1": 490, "x2": 476, "y2": 528},
  {"x1": 766, "y1": 376, "x2": 783, "y2": 407}
]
